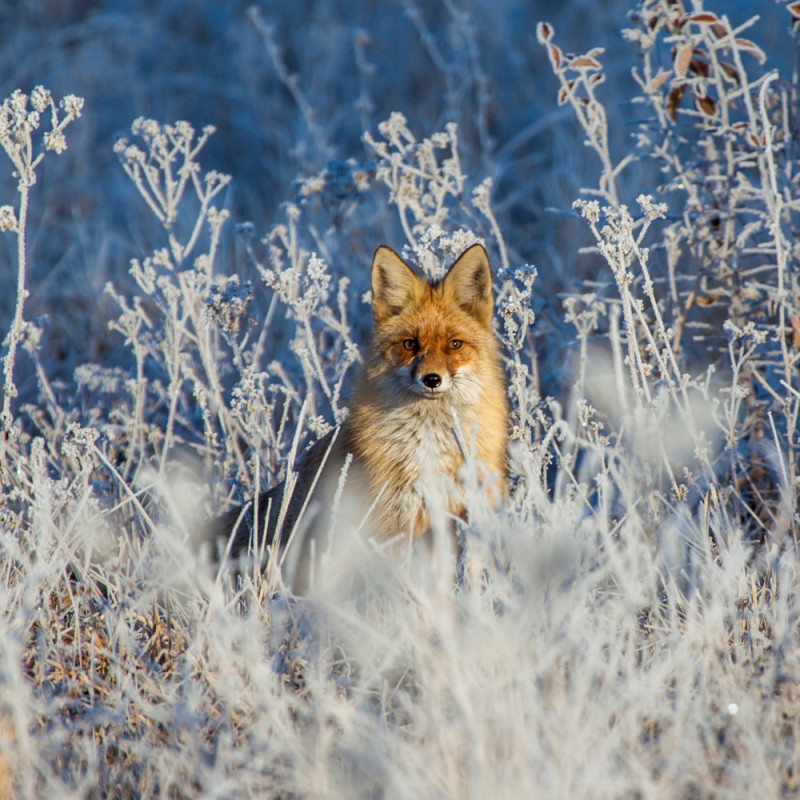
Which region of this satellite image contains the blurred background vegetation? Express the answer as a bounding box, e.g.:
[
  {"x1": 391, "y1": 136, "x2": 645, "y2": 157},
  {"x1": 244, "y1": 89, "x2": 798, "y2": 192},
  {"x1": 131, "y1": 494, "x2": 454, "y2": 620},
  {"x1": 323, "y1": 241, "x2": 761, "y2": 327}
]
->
[{"x1": 0, "y1": 0, "x2": 788, "y2": 396}]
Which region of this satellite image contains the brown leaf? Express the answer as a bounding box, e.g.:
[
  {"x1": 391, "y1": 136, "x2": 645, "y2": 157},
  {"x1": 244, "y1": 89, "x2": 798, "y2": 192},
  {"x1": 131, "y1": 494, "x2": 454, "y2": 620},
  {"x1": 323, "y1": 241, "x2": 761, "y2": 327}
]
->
[
  {"x1": 569, "y1": 55, "x2": 602, "y2": 70},
  {"x1": 558, "y1": 87, "x2": 568, "y2": 105},
  {"x1": 720, "y1": 62, "x2": 740, "y2": 84},
  {"x1": 791, "y1": 314, "x2": 800, "y2": 349},
  {"x1": 666, "y1": 85, "x2": 685, "y2": 122},
  {"x1": 674, "y1": 41, "x2": 694, "y2": 78},
  {"x1": 735, "y1": 38, "x2": 767, "y2": 64},
  {"x1": 549, "y1": 43, "x2": 562, "y2": 69},
  {"x1": 688, "y1": 12, "x2": 718, "y2": 23},
  {"x1": 648, "y1": 69, "x2": 672, "y2": 92},
  {"x1": 696, "y1": 95, "x2": 717, "y2": 116},
  {"x1": 711, "y1": 23, "x2": 728, "y2": 39},
  {"x1": 689, "y1": 57, "x2": 710, "y2": 78},
  {"x1": 788, "y1": 2, "x2": 800, "y2": 20},
  {"x1": 536, "y1": 22, "x2": 553, "y2": 43},
  {"x1": 696, "y1": 294, "x2": 717, "y2": 307}
]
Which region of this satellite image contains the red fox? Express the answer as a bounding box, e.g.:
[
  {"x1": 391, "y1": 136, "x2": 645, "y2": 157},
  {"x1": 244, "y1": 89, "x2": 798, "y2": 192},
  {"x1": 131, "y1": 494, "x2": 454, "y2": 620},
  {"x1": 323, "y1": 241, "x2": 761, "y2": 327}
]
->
[{"x1": 211, "y1": 243, "x2": 508, "y2": 589}]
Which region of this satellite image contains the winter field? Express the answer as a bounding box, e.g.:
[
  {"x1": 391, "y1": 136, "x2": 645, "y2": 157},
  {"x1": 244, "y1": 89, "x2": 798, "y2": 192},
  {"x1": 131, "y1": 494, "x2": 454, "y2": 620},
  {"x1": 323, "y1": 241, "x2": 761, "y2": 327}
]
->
[{"x1": 2, "y1": 0, "x2": 800, "y2": 796}]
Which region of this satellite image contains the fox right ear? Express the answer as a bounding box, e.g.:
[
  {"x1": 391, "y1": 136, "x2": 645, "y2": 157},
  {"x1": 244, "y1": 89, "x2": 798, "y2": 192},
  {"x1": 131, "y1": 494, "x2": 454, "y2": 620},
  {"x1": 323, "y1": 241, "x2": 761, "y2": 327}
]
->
[{"x1": 371, "y1": 247, "x2": 423, "y2": 323}]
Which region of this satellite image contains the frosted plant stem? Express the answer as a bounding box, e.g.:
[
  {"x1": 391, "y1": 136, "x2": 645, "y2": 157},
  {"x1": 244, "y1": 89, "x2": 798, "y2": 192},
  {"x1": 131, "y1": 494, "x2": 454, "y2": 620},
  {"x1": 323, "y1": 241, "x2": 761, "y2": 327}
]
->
[
  {"x1": 92, "y1": 444, "x2": 157, "y2": 533},
  {"x1": 249, "y1": 6, "x2": 328, "y2": 159},
  {"x1": 159, "y1": 316, "x2": 186, "y2": 473},
  {"x1": 0, "y1": 88, "x2": 82, "y2": 454},
  {"x1": 1, "y1": 182, "x2": 28, "y2": 435},
  {"x1": 398, "y1": 200, "x2": 416, "y2": 248},
  {"x1": 303, "y1": 318, "x2": 333, "y2": 402},
  {"x1": 472, "y1": 178, "x2": 508, "y2": 272},
  {"x1": 125, "y1": 340, "x2": 146, "y2": 482},
  {"x1": 181, "y1": 188, "x2": 215, "y2": 264},
  {"x1": 758, "y1": 73, "x2": 796, "y2": 493}
]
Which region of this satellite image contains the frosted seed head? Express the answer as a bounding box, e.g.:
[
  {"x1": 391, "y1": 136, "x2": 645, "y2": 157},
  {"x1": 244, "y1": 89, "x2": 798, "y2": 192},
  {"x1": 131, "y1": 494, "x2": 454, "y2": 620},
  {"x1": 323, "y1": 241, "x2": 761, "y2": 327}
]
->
[
  {"x1": 173, "y1": 120, "x2": 194, "y2": 141},
  {"x1": 0, "y1": 205, "x2": 18, "y2": 232},
  {"x1": 10, "y1": 90, "x2": 27, "y2": 113},
  {"x1": 352, "y1": 169, "x2": 370, "y2": 191},
  {"x1": 471, "y1": 177, "x2": 492, "y2": 211},
  {"x1": 43, "y1": 129, "x2": 67, "y2": 154},
  {"x1": 637, "y1": 193, "x2": 668, "y2": 220},
  {"x1": 378, "y1": 111, "x2": 408, "y2": 140},
  {"x1": 31, "y1": 86, "x2": 52, "y2": 112},
  {"x1": 205, "y1": 170, "x2": 231, "y2": 191},
  {"x1": 723, "y1": 319, "x2": 743, "y2": 339},
  {"x1": 125, "y1": 144, "x2": 145, "y2": 164},
  {"x1": 442, "y1": 157, "x2": 459, "y2": 179},
  {"x1": 573, "y1": 198, "x2": 600, "y2": 224},
  {"x1": 300, "y1": 175, "x2": 325, "y2": 196},
  {"x1": 207, "y1": 207, "x2": 229, "y2": 230},
  {"x1": 307, "y1": 255, "x2": 327, "y2": 282},
  {"x1": 60, "y1": 94, "x2": 84, "y2": 118}
]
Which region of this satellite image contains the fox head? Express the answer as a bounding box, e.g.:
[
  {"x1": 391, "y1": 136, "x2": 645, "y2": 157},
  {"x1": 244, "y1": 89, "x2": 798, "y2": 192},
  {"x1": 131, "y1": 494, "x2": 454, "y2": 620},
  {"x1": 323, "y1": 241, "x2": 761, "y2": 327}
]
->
[{"x1": 368, "y1": 244, "x2": 497, "y2": 402}]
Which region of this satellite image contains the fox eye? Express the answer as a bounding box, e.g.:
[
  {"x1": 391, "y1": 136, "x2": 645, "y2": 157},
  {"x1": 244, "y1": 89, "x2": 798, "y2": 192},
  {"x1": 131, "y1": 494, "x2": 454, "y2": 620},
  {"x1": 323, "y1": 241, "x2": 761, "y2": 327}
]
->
[
  {"x1": 449, "y1": 339, "x2": 463, "y2": 350},
  {"x1": 403, "y1": 338, "x2": 419, "y2": 352}
]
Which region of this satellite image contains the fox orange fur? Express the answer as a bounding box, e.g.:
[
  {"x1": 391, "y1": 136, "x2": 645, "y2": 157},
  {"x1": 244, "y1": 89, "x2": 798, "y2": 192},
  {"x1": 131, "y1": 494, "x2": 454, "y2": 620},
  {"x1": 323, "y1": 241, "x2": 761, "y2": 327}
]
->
[{"x1": 211, "y1": 243, "x2": 508, "y2": 588}]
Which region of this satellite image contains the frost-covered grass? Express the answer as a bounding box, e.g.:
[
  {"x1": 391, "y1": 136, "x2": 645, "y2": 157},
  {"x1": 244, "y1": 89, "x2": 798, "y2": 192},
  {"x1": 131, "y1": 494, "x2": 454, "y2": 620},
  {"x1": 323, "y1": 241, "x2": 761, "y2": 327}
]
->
[{"x1": 1, "y1": 1, "x2": 800, "y2": 797}]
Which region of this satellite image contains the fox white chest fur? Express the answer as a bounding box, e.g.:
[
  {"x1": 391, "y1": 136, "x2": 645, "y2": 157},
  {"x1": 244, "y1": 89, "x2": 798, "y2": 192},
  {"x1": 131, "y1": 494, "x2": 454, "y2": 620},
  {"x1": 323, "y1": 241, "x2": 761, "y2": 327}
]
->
[{"x1": 358, "y1": 397, "x2": 472, "y2": 535}]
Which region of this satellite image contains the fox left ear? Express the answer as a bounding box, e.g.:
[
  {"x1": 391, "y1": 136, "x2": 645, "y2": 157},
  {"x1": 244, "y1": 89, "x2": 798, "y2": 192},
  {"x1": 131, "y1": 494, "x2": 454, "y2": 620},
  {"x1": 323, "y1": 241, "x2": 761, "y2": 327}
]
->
[{"x1": 442, "y1": 244, "x2": 493, "y2": 327}]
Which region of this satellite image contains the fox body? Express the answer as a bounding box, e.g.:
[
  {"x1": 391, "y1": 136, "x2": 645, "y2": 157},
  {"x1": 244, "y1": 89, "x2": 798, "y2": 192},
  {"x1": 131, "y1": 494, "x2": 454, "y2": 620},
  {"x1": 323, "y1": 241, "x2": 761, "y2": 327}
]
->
[{"x1": 212, "y1": 244, "x2": 508, "y2": 587}]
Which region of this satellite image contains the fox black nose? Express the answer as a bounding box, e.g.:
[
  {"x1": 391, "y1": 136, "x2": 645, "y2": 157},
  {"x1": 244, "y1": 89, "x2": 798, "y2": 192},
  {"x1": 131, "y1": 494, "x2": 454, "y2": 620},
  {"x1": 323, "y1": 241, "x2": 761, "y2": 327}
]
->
[{"x1": 422, "y1": 373, "x2": 442, "y2": 389}]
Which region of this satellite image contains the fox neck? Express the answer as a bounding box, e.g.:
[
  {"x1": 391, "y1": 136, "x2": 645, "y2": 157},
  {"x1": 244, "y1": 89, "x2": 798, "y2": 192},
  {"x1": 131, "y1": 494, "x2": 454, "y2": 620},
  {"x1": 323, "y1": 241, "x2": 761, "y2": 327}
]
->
[
  {"x1": 343, "y1": 373, "x2": 495, "y2": 536},
  {"x1": 347, "y1": 380, "x2": 474, "y2": 470}
]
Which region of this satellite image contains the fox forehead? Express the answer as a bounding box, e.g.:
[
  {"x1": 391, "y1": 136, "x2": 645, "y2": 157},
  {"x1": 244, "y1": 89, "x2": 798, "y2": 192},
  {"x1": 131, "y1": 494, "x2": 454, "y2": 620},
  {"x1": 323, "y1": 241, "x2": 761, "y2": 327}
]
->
[{"x1": 378, "y1": 300, "x2": 481, "y2": 344}]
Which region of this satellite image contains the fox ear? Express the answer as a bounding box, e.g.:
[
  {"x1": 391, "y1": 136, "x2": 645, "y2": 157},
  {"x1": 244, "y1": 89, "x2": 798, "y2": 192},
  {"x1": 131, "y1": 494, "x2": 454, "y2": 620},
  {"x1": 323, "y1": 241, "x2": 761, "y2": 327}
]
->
[
  {"x1": 442, "y1": 244, "x2": 493, "y2": 327},
  {"x1": 371, "y1": 247, "x2": 424, "y2": 323}
]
